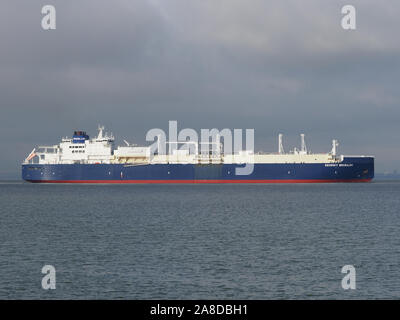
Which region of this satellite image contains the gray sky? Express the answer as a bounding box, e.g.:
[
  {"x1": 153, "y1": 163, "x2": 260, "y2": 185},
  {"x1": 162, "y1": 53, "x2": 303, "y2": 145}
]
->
[{"x1": 1, "y1": 0, "x2": 399, "y2": 178}]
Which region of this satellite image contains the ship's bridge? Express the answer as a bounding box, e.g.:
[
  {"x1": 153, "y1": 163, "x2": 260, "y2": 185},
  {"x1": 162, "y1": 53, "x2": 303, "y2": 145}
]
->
[{"x1": 23, "y1": 126, "x2": 115, "y2": 165}]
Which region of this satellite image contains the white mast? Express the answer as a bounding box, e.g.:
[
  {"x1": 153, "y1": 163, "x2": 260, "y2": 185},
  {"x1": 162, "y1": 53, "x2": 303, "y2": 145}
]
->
[
  {"x1": 97, "y1": 125, "x2": 105, "y2": 139},
  {"x1": 278, "y1": 133, "x2": 284, "y2": 154},
  {"x1": 300, "y1": 133, "x2": 307, "y2": 154},
  {"x1": 331, "y1": 139, "x2": 339, "y2": 156}
]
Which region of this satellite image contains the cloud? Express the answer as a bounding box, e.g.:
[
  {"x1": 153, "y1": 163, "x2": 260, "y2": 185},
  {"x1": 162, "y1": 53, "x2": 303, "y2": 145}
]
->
[{"x1": 1, "y1": 0, "x2": 400, "y2": 177}]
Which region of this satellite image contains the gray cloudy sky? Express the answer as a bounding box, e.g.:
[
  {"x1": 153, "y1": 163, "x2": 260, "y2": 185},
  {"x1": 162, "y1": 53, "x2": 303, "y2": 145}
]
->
[{"x1": 1, "y1": 0, "x2": 399, "y2": 178}]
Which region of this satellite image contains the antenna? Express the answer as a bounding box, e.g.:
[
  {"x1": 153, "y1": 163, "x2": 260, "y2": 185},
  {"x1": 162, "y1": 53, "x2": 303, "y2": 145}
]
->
[
  {"x1": 123, "y1": 140, "x2": 130, "y2": 146},
  {"x1": 278, "y1": 134, "x2": 284, "y2": 154},
  {"x1": 300, "y1": 133, "x2": 307, "y2": 154}
]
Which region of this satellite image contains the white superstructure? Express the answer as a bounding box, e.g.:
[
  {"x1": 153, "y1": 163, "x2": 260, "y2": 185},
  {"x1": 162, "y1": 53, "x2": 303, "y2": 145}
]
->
[{"x1": 24, "y1": 126, "x2": 344, "y2": 165}]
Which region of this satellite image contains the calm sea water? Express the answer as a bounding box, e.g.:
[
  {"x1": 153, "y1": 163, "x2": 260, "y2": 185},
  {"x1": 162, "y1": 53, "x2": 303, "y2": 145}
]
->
[{"x1": 0, "y1": 181, "x2": 399, "y2": 299}]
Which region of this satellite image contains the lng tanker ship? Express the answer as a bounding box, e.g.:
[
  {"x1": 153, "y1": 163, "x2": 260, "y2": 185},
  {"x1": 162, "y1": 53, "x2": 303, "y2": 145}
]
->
[{"x1": 22, "y1": 126, "x2": 374, "y2": 183}]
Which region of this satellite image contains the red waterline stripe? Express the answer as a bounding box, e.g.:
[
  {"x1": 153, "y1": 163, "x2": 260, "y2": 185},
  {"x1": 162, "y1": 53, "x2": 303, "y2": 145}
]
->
[{"x1": 28, "y1": 179, "x2": 372, "y2": 184}]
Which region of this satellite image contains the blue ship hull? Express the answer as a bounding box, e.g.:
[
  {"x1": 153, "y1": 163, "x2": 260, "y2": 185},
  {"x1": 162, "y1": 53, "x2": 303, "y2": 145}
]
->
[{"x1": 22, "y1": 157, "x2": 374, "y2": 183}]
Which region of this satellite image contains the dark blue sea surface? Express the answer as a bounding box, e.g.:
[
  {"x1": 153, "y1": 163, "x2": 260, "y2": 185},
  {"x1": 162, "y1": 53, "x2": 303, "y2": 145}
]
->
[{"x1": 0, "y1": 181, "x2": 399, "y2": 299}]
